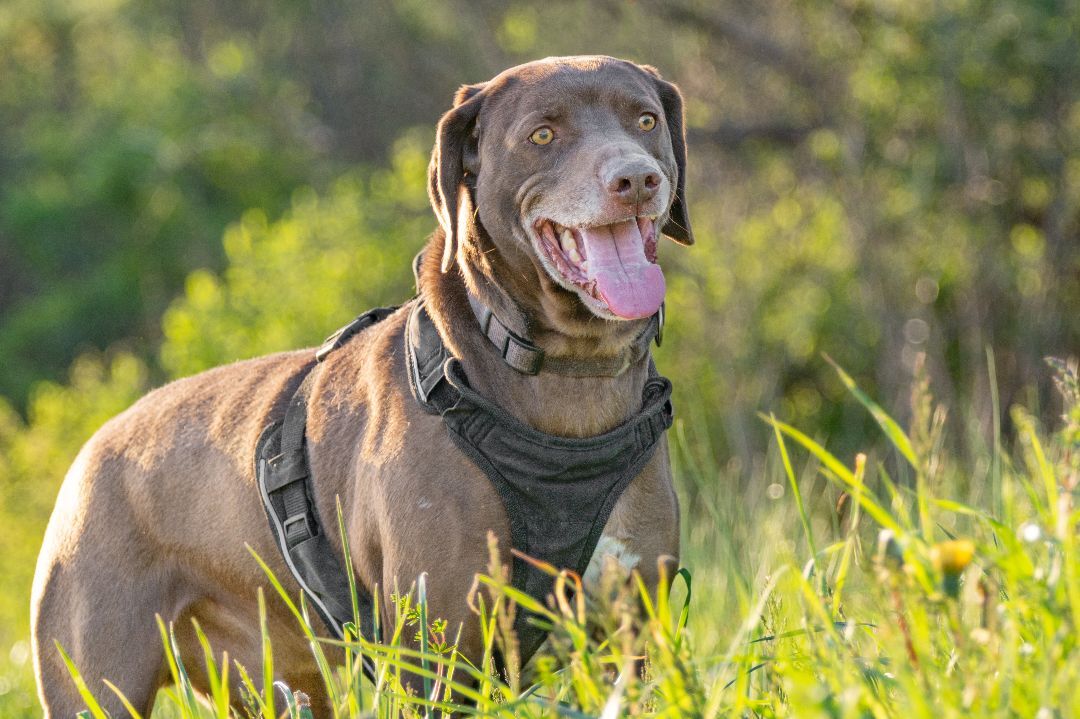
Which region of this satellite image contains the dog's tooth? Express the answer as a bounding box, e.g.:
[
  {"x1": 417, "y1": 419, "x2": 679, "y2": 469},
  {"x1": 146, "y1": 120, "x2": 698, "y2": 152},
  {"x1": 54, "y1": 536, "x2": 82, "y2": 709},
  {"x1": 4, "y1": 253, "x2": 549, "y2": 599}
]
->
[
  {"x1": 560, "y1": 229, "x2": 577, "y2": 253},
  {"x1": 541, "y1": 222, "x2": 557, "y2": 244},
  {"x1": 580, "y1": 260, "x2": 588, "y2": 272},
  {"x1": 568, "y1": 248, "x2": 582, "y2": 264}
]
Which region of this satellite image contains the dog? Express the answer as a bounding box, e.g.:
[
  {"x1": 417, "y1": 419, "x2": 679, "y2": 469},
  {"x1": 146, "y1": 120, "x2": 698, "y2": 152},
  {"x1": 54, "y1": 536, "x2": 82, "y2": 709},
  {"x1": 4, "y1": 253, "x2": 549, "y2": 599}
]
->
[{"x1": 31, "y1": 55, "x2": 692, "y2": 716}]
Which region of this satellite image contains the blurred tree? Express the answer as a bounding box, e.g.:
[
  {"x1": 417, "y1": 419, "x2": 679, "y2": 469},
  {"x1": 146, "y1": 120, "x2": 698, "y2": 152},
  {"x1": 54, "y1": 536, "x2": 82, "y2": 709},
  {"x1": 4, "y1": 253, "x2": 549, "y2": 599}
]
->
[
  {"x1": 159, "y1": 132, "x2": 432, "y2": 375},
  {"x1": 0, "y1": 0, "x2": 1077, "y2": 534},
  {"x1": 0, "y1": 0, "x2": 335, "y2": 404}
]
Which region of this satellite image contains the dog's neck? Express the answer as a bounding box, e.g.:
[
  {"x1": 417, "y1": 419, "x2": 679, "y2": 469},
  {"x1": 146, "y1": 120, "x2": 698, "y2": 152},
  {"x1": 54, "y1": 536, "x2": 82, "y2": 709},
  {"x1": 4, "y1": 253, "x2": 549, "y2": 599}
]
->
[{"x1": 418, "y1": 233, "x2": 654, "y2": 438}]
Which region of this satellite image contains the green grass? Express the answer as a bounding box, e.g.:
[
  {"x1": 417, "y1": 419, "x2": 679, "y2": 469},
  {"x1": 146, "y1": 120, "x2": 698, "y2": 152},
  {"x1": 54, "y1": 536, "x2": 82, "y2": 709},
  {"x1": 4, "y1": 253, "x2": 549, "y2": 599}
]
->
[{"x1": 20, "y1": 356, "x2": 1080, "y2": 717}]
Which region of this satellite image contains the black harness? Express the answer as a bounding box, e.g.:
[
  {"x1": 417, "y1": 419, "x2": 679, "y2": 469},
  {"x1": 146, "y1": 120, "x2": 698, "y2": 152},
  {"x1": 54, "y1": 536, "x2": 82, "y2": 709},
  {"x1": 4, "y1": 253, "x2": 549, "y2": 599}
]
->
[
  {"x1": 256, "y1": 291, "x2": 673, "y2": 668},
  {"x1": 254, "y1": 307, "x2": 395, "y2": 673}
]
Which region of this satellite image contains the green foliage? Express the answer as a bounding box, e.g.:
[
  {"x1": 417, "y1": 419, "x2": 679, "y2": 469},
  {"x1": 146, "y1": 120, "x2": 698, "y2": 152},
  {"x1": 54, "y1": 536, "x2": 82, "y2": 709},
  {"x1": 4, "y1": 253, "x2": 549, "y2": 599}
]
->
[
  {"x1": 0, "y1": 0, "x2": 333, "y2": 404},
  {"x1": 612, "y1": 0, "x2": 1080, "y2": 462},
  {"x1": 0, "y1": 135, "x2": 432, "y2": 716},
  {"x1": 159, "y1": 132, "x2": 431, "y2": 377},
  {"x1": 4, "y1": 0, "x2": 1077, "y2": 438}
]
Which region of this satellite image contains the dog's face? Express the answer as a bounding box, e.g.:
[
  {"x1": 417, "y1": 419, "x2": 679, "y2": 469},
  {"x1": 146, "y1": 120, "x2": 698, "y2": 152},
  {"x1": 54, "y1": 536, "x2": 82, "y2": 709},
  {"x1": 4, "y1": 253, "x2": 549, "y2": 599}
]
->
[{"x1": 429, "y1": 56, "x2": 692, "y2": 322}]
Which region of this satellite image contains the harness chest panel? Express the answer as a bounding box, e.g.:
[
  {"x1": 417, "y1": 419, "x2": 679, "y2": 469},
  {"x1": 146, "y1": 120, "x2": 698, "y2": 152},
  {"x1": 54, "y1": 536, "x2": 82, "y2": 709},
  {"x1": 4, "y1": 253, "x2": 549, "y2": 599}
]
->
[
  {"x1": 405, "y1": 301, "x2": 673, "y2": 658},
  {"x1": 256, "y1": 297, "x2": 673, "y2": 667}
]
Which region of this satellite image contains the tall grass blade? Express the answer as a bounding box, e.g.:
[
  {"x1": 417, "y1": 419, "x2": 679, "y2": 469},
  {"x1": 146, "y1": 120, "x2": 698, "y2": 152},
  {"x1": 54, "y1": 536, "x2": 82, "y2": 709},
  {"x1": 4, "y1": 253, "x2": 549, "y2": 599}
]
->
[
  {"x1": 761, "y1": 414, "x2": 901, "y2": 535},
  {"x1": 987, "y1": 346, "x2": 1004, "y2": 519},
  {"x1": 417, "y1": 572, "x2": 433, "y2": 712},
  {"x1": 101, "y1": 680, "x2": 145, "y2": 719},
  {"x1": 771, "y1": 414, "x2": 819, "y2": 568},
  {"x1": 824, "y1": 354, "x2": 920, "y2": 470},
  {"x1": 257, "y1": 589, "x2": 276, "y2": 719},
  {"x1": 192, "y1": 619, "x2": 231, "y2": 718},
  {"x1": 155, "y1": 618, "x2": 200, "y2": 717},
  {"x1": 672, "y1": 567, "x2": 692, "y2": 650},
  {"x1": 55, "y1": 642, "x2": 111, "y2": 719},
  {"x1": 335, "y1": 497, "x2": 366, "y2": 715},
  {"x1": 832, "y1": 454, "x2": 865, "y2": 616}
]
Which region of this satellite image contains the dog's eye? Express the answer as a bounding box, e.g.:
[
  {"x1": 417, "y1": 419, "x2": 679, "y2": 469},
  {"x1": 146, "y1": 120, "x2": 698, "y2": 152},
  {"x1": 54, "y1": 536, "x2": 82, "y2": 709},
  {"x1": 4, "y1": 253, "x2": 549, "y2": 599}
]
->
[
  {"x1": 529, "y1": 126, "x2": 554, "y2": 145},
  {"x1": 638, "y1": 113, "x2": 657, "y2": 132}
]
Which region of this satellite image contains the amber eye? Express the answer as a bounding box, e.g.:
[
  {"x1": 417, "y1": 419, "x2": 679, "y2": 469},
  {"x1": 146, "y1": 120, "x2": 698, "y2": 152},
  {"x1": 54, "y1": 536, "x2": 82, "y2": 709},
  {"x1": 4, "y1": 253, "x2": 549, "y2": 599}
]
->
[
  {"x1": 638, "y1": 113, "x2": 658, "y2": 131},
  {"x1": 529, "y1": 126, "x2": 554, "y2": 145}
]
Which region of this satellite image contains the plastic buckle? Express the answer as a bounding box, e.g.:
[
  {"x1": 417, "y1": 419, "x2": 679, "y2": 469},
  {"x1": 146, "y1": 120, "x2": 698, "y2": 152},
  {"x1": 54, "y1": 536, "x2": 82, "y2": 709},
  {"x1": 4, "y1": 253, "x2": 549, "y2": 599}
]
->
[
  {"x1": 521, "y1": 345, "x2": 544, "y2": 375},
  {"x1": 283, "y1": 514, "x2": 313, "y2": 543},
  {"x1": 502, "y1": 333, "x2": 544, "y2": 375},
  {"x1": 478, "y1": 305, "x2": 493, "y2": 335},
  {"x1": 316, "y1": 323, "x2": 351, "y2": 362},
  {"x1": 317, "y1": 311, "x2": 380, "y2": 362}
]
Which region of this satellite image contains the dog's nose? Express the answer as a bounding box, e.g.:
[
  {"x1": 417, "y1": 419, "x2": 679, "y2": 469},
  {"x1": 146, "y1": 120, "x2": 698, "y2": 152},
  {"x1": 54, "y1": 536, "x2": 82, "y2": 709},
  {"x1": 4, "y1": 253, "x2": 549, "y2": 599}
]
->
[{"x1": 605, "y1": 159, "x2": 661, "y2": 206}]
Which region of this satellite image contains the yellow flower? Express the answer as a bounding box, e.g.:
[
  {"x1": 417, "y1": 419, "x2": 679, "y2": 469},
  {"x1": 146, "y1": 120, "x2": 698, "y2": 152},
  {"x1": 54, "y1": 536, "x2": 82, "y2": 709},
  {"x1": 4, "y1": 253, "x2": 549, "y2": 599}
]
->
[
  {"x1": 932, "y1": 540, "x2": 975, "y2": 599},
  {"x1": 931, "y1": 540, "x2": 975, "y2": 575}
]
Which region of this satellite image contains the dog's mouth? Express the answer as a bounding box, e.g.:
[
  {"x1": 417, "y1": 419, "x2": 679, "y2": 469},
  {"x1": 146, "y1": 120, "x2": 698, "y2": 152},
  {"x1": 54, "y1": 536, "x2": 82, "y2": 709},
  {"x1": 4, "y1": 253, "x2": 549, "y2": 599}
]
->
[{"x1": 532, "y1": 216, "x2": 665, "y2": 320}]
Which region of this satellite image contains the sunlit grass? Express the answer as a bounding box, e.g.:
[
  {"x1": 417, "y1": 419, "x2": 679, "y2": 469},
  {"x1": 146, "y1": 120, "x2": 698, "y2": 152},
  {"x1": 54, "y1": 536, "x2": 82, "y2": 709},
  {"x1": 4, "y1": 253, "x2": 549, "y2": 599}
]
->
[{"x1": 42, "y1": 355, "x2": 1080, "y2": 716}]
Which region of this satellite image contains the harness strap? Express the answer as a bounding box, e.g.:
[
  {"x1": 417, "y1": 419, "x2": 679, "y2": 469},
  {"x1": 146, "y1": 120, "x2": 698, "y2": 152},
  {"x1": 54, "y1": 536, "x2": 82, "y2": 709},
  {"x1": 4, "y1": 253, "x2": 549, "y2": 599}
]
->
[
  {"x1": 258, "y1": 383, "x2": 375, "y2": 647},
  {"x1": 256, "y1": 307, "x2": 398, "y2": 682},
  {"x1": 466, "y1": 292, "x2": 663, "y2": 377},
  {"x1": 407, "y1": 300, "x2": 454, "y2": 406},
  {"x1": 276, "y1": 373, "x2": 318, "y2": 548},
  {"x1": 316, "y1": 306, "x2": 399, "y2": 362}
]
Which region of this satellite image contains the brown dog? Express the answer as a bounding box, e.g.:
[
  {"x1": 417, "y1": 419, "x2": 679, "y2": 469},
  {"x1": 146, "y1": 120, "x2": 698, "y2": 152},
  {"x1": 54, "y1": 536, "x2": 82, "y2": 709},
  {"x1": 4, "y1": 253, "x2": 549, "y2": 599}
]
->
[{"x1": 31, "y1": 55, "x2": 692, "y2": 716}]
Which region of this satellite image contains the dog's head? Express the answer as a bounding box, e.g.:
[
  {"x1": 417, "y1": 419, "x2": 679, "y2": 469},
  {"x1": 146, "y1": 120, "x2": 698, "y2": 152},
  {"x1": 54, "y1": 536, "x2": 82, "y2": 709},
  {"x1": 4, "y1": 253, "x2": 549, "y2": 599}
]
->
[{"x1": 429, "y1": 56, "x2": 692, "y2": 322}]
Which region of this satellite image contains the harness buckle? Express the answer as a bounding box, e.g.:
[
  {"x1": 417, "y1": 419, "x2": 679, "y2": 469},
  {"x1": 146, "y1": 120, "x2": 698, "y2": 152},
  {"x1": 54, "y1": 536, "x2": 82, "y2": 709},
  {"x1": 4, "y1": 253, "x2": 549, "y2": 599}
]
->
[
  {"x1": 283, "y1": 514, "x2": 314, "y2": 544},
  {"x1": 501, "y1": 333, "x2": 544, "y2": 375},
  {"x1": 478, "y1": 305, "x2": 493, "y2": 334},
  {"x1": 316, "y1": 318, "x2": 362, "y2": 362}
]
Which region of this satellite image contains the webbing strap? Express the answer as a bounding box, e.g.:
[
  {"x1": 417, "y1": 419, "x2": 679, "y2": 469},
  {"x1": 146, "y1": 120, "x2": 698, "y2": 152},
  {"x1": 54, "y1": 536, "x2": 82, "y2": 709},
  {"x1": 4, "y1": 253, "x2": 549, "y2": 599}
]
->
[
  {"x1": 258, "y1": 369, "x2": 373, "y2": 641},
  {"x1": 278, "y1": 371, "x2": 316, "y2": 547},
  {"x1": 466, "y1": 292, "x2": 663, "y2": 377},
  {"x1": 255, "y1": 308, "x2": 399, "y2": 683},
  {"x1": 316, "y1": 306, "x2": 399, "y2": 363}
]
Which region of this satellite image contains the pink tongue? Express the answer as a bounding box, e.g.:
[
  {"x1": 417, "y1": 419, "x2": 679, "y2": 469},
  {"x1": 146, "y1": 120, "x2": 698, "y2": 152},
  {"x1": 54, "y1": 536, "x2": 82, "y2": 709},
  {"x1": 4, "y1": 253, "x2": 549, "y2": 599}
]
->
[{"x1": 578, "y1": 220, "x2": 665, "y2": 319}]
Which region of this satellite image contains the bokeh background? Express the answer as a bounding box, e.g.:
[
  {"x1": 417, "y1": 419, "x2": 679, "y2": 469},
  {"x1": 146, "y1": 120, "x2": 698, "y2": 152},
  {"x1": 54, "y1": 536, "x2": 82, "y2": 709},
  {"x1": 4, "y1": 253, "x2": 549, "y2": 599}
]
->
[{"x1": 0, "y1": 0, "x2": 1077, "y2": 712}]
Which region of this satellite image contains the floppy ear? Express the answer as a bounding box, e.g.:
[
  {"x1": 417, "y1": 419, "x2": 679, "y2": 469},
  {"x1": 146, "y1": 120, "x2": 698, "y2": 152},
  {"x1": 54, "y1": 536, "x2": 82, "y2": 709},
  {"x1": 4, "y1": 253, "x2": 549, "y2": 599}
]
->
[
  {"x1": 653, "y1": 77, "x2": 694, "y2": 246},
  {"x1": 428, "y1": 83, "x2": 486, "y2": 272}
]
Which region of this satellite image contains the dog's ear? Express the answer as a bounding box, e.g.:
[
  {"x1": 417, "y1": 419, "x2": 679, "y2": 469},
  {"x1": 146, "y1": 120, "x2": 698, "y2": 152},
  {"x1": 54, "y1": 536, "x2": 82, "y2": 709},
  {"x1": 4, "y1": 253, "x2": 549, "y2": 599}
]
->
[
  {"x1": 429, "y1": 83, "x2": 486, "y2": 272},
  {"x1": 651, "y1": 75, "x2": 694, "y2": 246}
]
